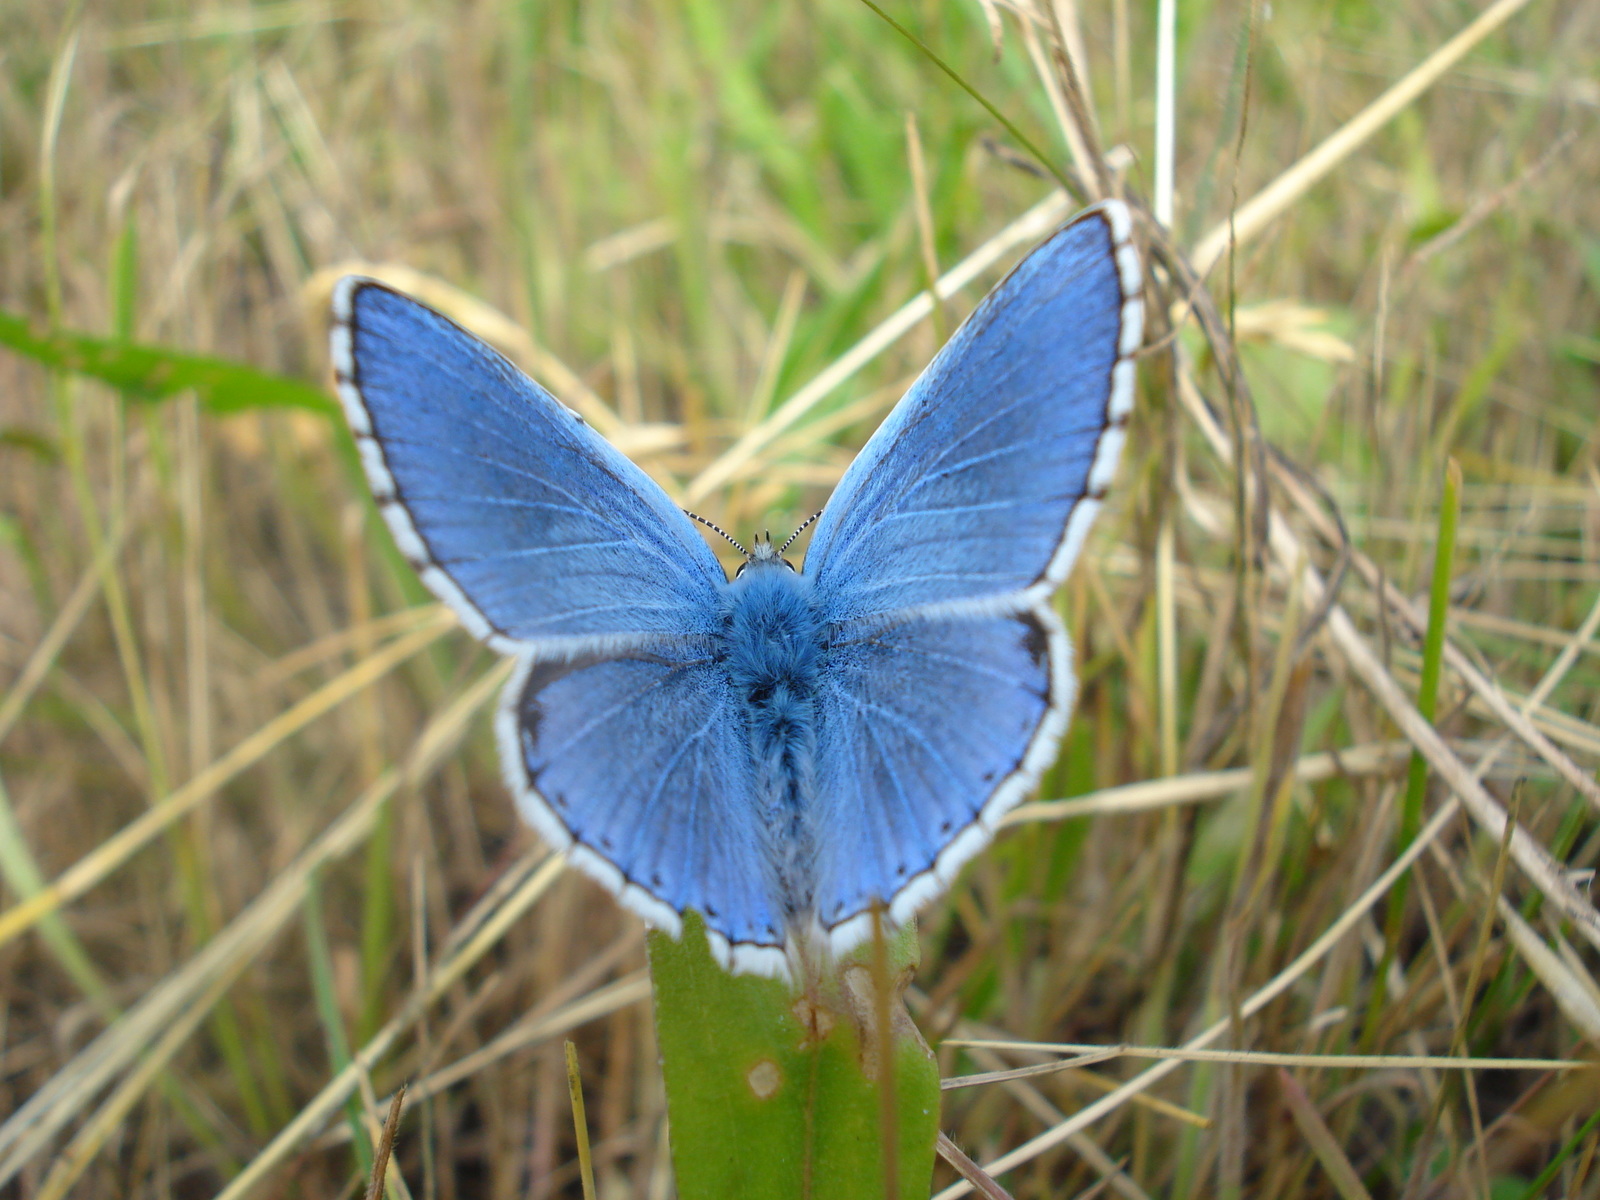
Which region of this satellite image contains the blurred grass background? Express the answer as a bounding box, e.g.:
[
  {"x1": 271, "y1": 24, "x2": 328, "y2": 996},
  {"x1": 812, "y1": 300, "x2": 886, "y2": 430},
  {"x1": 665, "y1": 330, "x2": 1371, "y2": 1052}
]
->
[{"x1": 0, "y1": 0, "x2": 1598, "y2": 1196}]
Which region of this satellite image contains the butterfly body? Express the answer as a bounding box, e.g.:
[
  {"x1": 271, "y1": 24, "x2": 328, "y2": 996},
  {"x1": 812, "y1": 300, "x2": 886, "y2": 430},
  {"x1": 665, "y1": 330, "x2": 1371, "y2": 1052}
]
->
[
  {"x1": 720, "y1": 554, "x2": 824, "y2": 928},
  {"x1": 331, "y1": 201, "x2": 1144, "y2": 978}
]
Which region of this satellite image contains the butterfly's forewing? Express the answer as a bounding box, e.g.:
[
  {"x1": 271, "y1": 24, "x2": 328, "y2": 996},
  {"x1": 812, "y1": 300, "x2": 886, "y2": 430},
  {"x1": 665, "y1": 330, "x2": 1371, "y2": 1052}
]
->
[
  {"x1": 332, "y1": 280, "x2": 726, "y2": 654},
  {"x1": 803, "y1": 202, "x2": 1142, "y2": 955},
  {"x1": 805, "y1": 204, "x2": 1142, "y2": 626}
]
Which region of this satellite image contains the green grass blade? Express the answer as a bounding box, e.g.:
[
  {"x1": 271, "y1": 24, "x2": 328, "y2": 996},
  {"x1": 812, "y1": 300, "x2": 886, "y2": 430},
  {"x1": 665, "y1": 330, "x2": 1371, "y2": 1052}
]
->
[
  {"x1": 357, "y1": 791, "x2": 397, "y2": 1044},
  {"x1": 855, "y1": 0, "x2": 1076, "y2": 197},
  {"x1": 0, "y1": 769, "x2": 113, "y2": 1012},
  {"x1": 0, "y1": 309, "x2": 335, "y2": 415},
  {"x1": 303, "y1": 870, "x2": 377, "y2": 1179},
  {"x1": 1367, "y1": 458, "x2": 1461, "y2": 1043},
  {"x1": 1513, "y1": 1103, "x2": 1600, "y2": 1200}
]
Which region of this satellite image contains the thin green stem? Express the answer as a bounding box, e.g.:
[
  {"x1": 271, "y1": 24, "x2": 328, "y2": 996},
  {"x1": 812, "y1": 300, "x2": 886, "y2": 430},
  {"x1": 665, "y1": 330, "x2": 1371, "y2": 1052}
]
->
[
  {"x1": 1365, "y1": 458, "x2": 1461, "y2": 1047},
  {"x1": 856, "y1": 0, "x2": 1079, "y2": 198}
]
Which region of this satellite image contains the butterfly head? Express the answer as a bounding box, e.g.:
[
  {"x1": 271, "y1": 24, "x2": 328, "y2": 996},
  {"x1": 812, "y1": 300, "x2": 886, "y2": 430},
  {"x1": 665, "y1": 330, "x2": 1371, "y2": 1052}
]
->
[
  {"x1": 686, "y1": 510, "x2": 819, "y2": 578},
  {"x1": 737, "y1": 510, "x2": 820, "y2": 575},
  {"x1": 738, "y1": 530, "x2": 798, "y2": 577}
]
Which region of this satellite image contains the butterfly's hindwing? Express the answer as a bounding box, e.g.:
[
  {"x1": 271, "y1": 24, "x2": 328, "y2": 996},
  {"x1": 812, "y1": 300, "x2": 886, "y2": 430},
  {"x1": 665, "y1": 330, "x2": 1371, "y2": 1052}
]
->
[
  {"x1": 811, "y1": 605, "x2": 1069, "y2": 952},
  {"x1": 496, "y1": 646, "x2": 791, "y2": 976}
]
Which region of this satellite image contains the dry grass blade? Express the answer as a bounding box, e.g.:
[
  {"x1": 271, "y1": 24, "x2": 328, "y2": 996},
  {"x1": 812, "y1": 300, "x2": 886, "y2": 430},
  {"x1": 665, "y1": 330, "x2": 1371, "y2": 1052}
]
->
[
  {"x1": 212, "y1": 853, "x2": 567, "y2": 1200},
  {"x1": 320, "y1": 972, "x2": 651, "y2": 1130},
  {"x1": 564, "y1": 1041, "x2": 598, "y2": 1200},
  {"x1": 1167, "y1": 343, "x2": 1600, "y2": 951},
  {"x1": 917, "y1": 995, "x2": 1209, "y2": 1129},
  {"x1": 1277, "y1": 1068, "x2": 1376, "y2": 1200},
  {"x1": 256, "y1": 603, "x2": 441, "y2": 688},
  {"x1": 363, "y1": 1082, "x2": 408, "y2": 1200},
  {"x1": 29, "y1": 956, "x2": 241, "y2": 1200},
  {"x1": 1310, "y1": 515, "x2": 1600, "y2": 810},
  {"x1": 0, "y1": 511, "x2": 128, "y2": 745},
  {"x1": 905, "y1": 111, "x2": 947, "y2": 340},
  {"x1": 1412, "y1": 600, "x2": 1600, "y2": 811},
  {"x1": 1494, "y1": 899, "x2": 1600, "y2": 1042},
  {"x1": 928, "y1": 1033, "x2": 1158, "y2": 1200},
  {"x1": 933, "y1": 800, "x2": 1468, "y2": 1198},
  {"x1": 1300, "y1": 572, "x2": 1600, "y2": 954},
  {"x1": 0, "y1": 660, "x2": 509, "y2": 1185},
  {"x1": 1464, "y1": 577, "x2": 1600, "y2": 804},
  {"x1": 945, "y1": 1044, "x2": 1593, "y2": 1074},
  {"x1": 0, "y1": 612, "x2": 454, "y2": 951},
  {"x1": 938, "y1": 1132, "x2": 1017, "y2": 1200},
  {"x1": 1016, "y1": 7, "x2": 1094, "y2": 191},
  {"x1": 1002, "y1": 741, "x2": 1412, "y2": 824},
  {"x1": 1234, "y1": 396, "x2": 1600, "y2": 809},
  {"x1": 1152, "y1": 0, "x2": 1175, "y2": 224},
  {"x1": 1189, "y1": 0, "x2": 1537, "y2": 274}
]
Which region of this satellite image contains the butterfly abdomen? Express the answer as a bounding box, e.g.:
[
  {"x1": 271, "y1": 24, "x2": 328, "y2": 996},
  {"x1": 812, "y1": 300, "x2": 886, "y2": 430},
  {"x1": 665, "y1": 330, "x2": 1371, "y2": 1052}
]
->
[{"x1": 721, "y1": 562, "x2": 825, "y2": 915}]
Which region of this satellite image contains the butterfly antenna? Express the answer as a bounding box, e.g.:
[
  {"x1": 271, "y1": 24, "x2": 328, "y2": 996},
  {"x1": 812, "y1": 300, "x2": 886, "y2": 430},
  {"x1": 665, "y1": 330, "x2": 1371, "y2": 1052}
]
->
[
  {"x1": 683, "y1": 510, "x2": 749, "y2": 558},
  {"x1": 778, "y1": 511, "x2": 822, "y2": 557}
]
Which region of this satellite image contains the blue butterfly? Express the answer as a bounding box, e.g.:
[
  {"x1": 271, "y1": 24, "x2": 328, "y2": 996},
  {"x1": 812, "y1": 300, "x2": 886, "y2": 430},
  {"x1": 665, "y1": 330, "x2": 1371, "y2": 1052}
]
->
[{"x1": 330, "y1": 202, "x2": 1142, "y2": 977}]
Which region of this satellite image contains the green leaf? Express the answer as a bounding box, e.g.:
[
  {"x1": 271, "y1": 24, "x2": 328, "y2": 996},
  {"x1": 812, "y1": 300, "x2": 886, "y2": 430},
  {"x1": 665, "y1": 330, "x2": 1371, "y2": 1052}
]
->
[
  {"x1": 649, "y1": 913, "x2": 940, "y2": 1200},
  {"x1": 0, "y1": 308, "x2": 335, "y2": 415}
]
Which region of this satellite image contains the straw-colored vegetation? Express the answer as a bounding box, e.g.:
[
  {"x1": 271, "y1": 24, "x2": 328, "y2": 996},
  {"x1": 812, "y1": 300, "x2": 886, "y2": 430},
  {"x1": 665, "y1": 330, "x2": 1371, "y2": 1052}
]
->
[{"x1": 1, "y1": 0, "x2": 1597, "y2": 1196}]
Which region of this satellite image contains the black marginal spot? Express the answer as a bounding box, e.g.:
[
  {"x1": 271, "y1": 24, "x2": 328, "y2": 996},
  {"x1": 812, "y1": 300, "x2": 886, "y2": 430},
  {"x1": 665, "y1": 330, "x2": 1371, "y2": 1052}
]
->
[
  {"x1": 651, "y1": 872, "x2": 665, "y2": 888},
  {"x1": 980, "y1": 770, "x2": 996, "y2": 784},
  {"x1": 938, "y1": 819, "x2": 953, "y2": 834},
  {"x1": 1020, "y1": 612, "x2": 1051, "y2": 672},
  {"x1": 704, "y1": 903, "x2": 720, "y2": 919},
  {"x1": 521, "y1": 700, "x2": 544, "y2": 746}
]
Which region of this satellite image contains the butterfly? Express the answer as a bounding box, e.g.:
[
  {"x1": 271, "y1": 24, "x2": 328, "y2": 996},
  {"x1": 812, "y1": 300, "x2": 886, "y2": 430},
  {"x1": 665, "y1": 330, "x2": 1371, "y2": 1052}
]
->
[{"x1": 330, "y1": 201, "x2": 1142, "y2": 978}]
